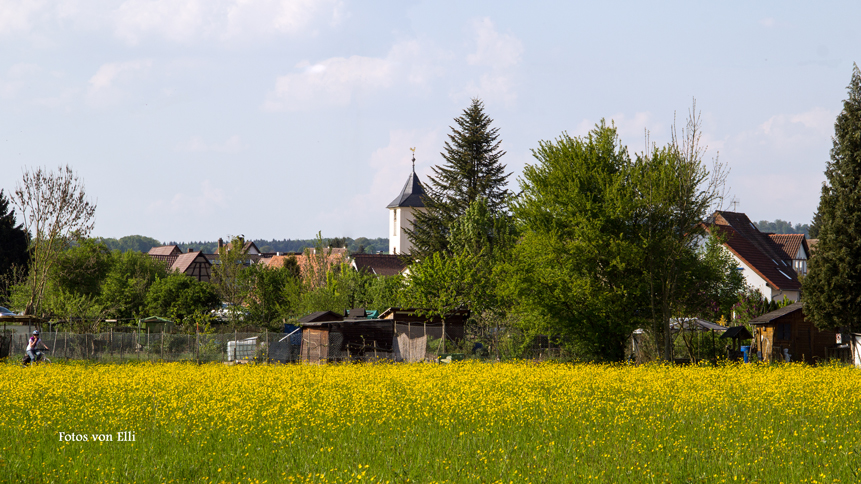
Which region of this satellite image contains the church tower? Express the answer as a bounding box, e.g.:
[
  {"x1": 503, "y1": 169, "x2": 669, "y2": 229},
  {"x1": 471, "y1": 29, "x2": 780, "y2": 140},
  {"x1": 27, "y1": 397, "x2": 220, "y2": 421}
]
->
[{"x1": 387, "y1": 152, "x2": 427, "y2": 255}]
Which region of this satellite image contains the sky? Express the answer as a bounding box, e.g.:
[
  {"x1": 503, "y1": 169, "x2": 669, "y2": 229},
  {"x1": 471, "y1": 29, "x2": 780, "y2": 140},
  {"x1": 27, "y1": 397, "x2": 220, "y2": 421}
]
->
[{"x1": 1, "y1": 0, "x2": 859, "y2": 242}]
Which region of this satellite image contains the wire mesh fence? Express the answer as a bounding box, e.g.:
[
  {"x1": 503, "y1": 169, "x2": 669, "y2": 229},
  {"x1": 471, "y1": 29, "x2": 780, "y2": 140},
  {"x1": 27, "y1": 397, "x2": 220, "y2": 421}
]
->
[
  {"x1": 2, "y1": 331, "x2": 301, "y2": 364},
  {"x1": 1, "y1": 323, "x2": 568, "y2": 364}
]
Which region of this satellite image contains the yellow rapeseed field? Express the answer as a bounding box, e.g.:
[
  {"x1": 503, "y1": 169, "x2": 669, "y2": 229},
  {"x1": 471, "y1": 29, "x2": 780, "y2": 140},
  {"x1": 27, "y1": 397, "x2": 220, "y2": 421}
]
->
[{"x1": 1, "y1": 361, "x2": 860, "y2": 483}]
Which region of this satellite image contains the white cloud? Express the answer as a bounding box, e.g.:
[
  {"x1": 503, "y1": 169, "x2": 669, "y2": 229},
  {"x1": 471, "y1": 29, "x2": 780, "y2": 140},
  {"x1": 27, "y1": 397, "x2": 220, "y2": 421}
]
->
[
  {"x1": 571, "y1": 112, "x2": 666, "y2": 145},
  {"x1": 179, "y1": 135, "x2": 242, "y2": 153},
  {"x1": 112, "y1": 0, "x2": 344, "y2": 44},
  {"x1": 460, "y1": 73, "x2": 518, "y2": 107},
  {"x1": 88, "y1": 59, "x2": 152, "y2": 92},
  {"x1": 224, "y1": 0, "x2": 345, "y2": 38},
  {"x1": 0, "y1": 63, "x2": 40, "y2": 98},
  {"x1": 0, "y1": 0, "x2": 47, "y2": 35},
  {"x1": 265, "y1": 39, "x2": 444, "y2": 111},
  {"x1": 265, "y1": 55, "x2": 394, "y2": 111},
  {"x1": 456, "y1": 18, "x2": 524, "y2": 107},
  {"x1": 147, "y1": 180, "x2": 227, "y2": 216},
  {"x1": 112, "y1": 0, "x2": 207, "y2": 44},
  {"x1": 345, "y1": 129, "x2": 440, "y2": 223},
  {"x1": 730, "y1": 107, "x2": 836, "y2": 157},
  {"x1": 759, "y1": 107, "x2": 835, "y2": 141},
  {"x1": 467, "y1": 18, "x2": 523, "y2": 69}
]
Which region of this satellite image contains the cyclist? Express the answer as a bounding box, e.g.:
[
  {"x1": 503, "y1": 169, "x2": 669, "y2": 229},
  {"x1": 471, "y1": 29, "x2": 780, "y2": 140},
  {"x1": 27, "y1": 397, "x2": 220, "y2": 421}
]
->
[{"x1": 25, "y1": 330, "x2": 50, "y2": 364}]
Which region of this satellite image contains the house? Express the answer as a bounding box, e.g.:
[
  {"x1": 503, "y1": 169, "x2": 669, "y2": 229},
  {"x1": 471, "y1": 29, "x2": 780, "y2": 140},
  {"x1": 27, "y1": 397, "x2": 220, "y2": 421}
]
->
[
  {"x1": 148, "y1": 246, "x2": 212, "y2": 282},
  {"x1": 768, "y1": 234, "x2": 810, "y2": 277},
  {"x1": 749, "y1": 302, "x2": 839, "y2": 363},
  {"x1": 206, "y1": 238, "x2": 264, "y2": 267},
  {"x1": 388, "y1": 153, "x2": 428, "y2": 255},
  {"x1": 351, "y1": 253, "x2": 406, "y2": 276},
  {"x1": 705, "y1": 211, "x2": 802, "y2": 302},
  {"x1": 148, "y1": 245, "x2": 182, "y2": 256}
]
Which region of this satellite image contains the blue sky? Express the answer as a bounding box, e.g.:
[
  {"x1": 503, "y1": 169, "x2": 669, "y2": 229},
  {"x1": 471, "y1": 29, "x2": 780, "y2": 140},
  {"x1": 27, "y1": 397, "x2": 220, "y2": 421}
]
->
[{"x1": 1, "y1": 0, "x2": 858, "y2": 242}]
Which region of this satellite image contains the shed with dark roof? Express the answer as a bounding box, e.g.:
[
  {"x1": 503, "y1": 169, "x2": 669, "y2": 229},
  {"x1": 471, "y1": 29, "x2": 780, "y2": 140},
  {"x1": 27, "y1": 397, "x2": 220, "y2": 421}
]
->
[{"x1": 749, "y1": 302, "x2": 839, "y2": 363}]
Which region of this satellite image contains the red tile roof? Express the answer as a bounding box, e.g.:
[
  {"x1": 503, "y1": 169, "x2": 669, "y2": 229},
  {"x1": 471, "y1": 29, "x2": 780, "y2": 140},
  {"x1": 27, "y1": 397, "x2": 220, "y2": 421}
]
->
[
  {"x1": 351, "y1": 254, "x2": 406, "y2": 276},
  {"x1": 768, "y1": 234, "x2": 808, "y2": 261},
  {"x1": 148, "y1": 245, "x2": 182, "y2": 256},
  {"x1": 149, "y1": 254, "x2": 179, "y2": 267},
  {"x1": 708, "y1": 211, "x2": 801, "y2": 292},
  {"x1": 171, "y1": 251, "x2": 210, "y2": 274}
]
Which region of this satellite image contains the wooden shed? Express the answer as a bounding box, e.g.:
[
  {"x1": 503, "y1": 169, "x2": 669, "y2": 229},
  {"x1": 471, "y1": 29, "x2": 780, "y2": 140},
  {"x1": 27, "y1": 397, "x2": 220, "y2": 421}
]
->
[
  {"x1": 379, "y1": 307, "x2": 469, "y2": 341},
  {"x1": 300, "y1": 319, "x2": 395, "y2": 364},
  {"x1": 749, "y1": 302, "x2": 838, "y2": 363}
]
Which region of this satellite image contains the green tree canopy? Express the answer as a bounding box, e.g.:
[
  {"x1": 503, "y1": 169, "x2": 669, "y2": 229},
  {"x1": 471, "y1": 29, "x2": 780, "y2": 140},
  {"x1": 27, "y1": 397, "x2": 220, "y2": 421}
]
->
[
  {"x1": 145, "y1": 273, "x2": 220, "y2": 324},
  {"x1": 101, "y1": 249, "x2": 170, "y2": 320},
  {"x1": 804, "y1": 64, "x2": 861, "y2": 330},
  {"x1": 509, "y1": 123, "x2": 643, "y2": 361},
  {"x1": 509, "y1": 116, "x2": 740, "y2": 361}
]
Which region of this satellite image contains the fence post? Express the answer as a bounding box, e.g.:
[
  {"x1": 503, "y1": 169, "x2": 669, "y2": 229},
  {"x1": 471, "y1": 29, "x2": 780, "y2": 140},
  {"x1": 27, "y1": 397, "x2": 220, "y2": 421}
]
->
[
  {"x1": 265, "y1": 329, "x2": 269, "y2": 363},
  {"x1": 161, "y1": 328, "x2": 164, "y2": 361},
  {"x1": 196, "y1": 327, "x2": 199, "y2": 365},
  {"x1": 110, "y1": 328, "x2": 113, "y2": 359},
  {"x1": 64, "y1": 332, "x2": 67, "y2": 361}
]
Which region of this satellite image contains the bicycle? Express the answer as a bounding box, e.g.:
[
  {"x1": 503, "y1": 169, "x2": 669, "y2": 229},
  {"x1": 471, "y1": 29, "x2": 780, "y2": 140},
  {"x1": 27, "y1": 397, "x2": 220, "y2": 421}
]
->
[{"x1": 22, "y1": 349, "x2": 52, "y2": 366}]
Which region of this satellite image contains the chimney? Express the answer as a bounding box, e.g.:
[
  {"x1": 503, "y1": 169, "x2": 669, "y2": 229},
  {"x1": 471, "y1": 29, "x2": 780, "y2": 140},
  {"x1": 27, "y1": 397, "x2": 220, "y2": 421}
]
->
[
  {"x1": 218, "y1": 238, "x2": 224, "y2": 250},
  {"x1": 188, "y1": 248, "x2": 193, "y2": 253}
]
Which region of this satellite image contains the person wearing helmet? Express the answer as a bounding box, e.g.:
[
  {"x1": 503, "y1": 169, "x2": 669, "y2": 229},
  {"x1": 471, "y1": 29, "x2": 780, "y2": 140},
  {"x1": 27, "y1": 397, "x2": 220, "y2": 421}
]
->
[{"x1": 26, "y1": 330, "x2": 50, "y2": 364}]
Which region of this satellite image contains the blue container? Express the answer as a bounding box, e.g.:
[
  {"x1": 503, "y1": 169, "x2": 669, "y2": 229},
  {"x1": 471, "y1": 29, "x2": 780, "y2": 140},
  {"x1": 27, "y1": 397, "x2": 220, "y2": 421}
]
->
[{"x1": 740, "y1": 345, "x2": 751, "y2": 363}]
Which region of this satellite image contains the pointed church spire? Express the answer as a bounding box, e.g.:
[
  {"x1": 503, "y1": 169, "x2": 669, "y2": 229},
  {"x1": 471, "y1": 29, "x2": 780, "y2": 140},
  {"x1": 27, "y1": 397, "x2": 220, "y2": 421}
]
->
[{"x1": 387, "y1": 149, "x2": 426, "y2": 208}]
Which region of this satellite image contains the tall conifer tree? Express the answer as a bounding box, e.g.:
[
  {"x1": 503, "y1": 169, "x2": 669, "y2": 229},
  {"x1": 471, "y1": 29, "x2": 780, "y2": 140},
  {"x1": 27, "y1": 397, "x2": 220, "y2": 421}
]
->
[
  {"x1": 804, "y1": 64, "x2": 861, "y2": 330},
  {"x1": 0, "y1": 189, "x2": 29, "y2": 277},
  {"x1": 407, "y1": 98, "x2": 511, "y2": 258}
]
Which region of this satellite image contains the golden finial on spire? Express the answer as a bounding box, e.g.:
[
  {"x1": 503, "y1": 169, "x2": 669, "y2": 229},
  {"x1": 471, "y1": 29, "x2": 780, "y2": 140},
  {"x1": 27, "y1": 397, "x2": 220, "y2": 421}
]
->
[{"x1": 410, "y1": 147, "x2": 416, "y2": 170}]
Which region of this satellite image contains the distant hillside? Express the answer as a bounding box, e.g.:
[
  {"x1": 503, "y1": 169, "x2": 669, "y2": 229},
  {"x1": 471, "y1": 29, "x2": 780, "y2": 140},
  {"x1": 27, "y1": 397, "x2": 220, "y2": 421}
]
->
[
  {"x1": 98, "y1": 235, "x2": 164, "y2": 253},
  {"x1": 100, "y1": 235, "x2": 390, "y2": 254},
  {"x1": 754, "y1": 220, "x2": 810, "y2": 237}
]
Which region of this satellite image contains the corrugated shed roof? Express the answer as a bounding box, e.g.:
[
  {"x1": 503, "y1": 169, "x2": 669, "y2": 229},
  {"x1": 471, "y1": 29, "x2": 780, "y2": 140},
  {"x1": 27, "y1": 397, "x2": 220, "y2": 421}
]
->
[
  {"x1": 351, "y1": 254, "x2": 406, "y2": 276},
  {"x1": 298, "y1": 311, "x2": 344, "y2": 323},
  {"x1": 387, "y1": 169, "x2": 427, "y2": 208},
  {"x1": 148, "y1": 245, "x2": 182, "y2": 256},
  {"x1": 709, "y1": 212, "x2": 801, "y2": 292},
  {"x1": 750, "y1": 301, "x2": 804, "y2": 324}
]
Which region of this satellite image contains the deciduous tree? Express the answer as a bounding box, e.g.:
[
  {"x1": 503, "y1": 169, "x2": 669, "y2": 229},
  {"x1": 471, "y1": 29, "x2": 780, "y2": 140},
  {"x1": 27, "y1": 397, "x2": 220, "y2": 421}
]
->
[{"x1": 14, "y1": 165, "x2": 96, "y2": 316}]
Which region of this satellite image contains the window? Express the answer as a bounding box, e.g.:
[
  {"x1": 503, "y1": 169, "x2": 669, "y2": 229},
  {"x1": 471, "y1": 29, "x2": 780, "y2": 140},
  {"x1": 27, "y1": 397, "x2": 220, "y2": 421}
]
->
[
  {"x1": 776, "y1": 322, "x2": 791, "y2": 340},
  {"x1": 393, "y1": 210, "x2": 398, "y2": 236}
]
